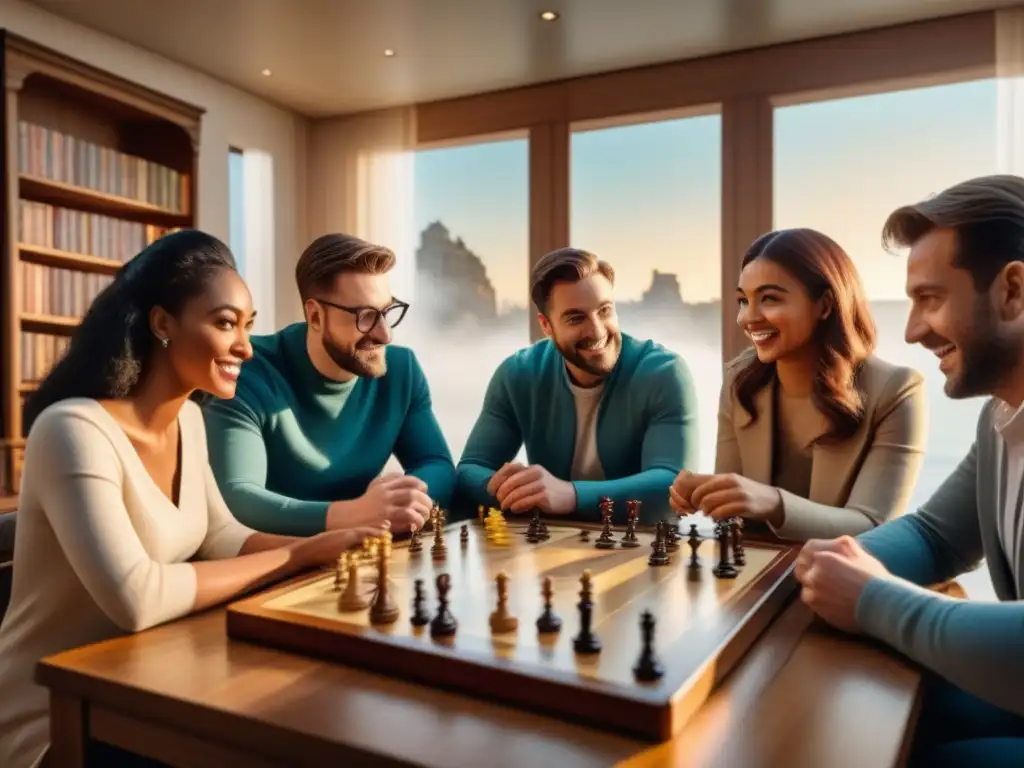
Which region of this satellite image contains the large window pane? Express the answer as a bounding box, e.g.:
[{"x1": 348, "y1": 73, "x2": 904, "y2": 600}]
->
[
  {"x1": 571, "y1": 113, "x2": 722, "y2": 472},
  {"x1": 774, "y1": 80, "x2": 998, "y2": 515},
  {"x1": 228, "y1": 147, "x2": 246, "y2": 276},
  {"x1": 402, "y1": 137, "x2": 530, "y2": 459}
]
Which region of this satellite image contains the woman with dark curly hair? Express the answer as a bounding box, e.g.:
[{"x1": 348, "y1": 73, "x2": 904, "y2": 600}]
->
[
  {"x1": 670, "y1": 228, "x2": 927, "y2": 540},
  {"x1": 0, "y1": 230, "x2": 383, "y2": 768}
]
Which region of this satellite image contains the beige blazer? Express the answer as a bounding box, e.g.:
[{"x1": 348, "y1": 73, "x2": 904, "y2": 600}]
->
[{"x1": 717, "y1": 347, "x2": 928, "y2": 541}]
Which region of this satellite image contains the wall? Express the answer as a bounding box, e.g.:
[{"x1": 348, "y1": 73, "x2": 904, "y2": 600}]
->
[{"x1": 0, "y1": 0, "x2": 308, "y2": 326}]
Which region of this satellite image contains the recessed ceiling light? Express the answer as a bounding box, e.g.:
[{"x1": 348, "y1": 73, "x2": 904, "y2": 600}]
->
[
  {"x1": 384, "y1": 49, "x2": 396, "y2": 57},
  {"x1": 261, "y1": 68, "x2": 272, "y2": 77},
  {"x1": 540, "y1": 10, "x2": 559, "y2": 21}
]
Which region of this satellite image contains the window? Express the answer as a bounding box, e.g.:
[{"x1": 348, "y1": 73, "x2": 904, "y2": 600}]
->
[
  {"x1": 570, "y1": 112, "x2": 723, "y2": 472},
  {"x1": 228, "y1": 147, "x2": 246, "y2": 276},
  {"x1": 406, "y1": 136, "x2": 530, "y2": 459},
  {"x1": 774, "y1": 79, "x2": 998, "y2": 511}
]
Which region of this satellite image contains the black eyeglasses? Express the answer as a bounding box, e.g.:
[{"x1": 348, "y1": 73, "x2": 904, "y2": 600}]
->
[{"x1": 315, "y1": 298, "x2": 410, "y2": 333}]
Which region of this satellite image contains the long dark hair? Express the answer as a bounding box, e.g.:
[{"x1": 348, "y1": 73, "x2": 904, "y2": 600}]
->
[
  {"x1": 733, "y1": 228, "x2": 877, "y2": 444},
  {"x1": 24, "y1": 229, "x2": 237, "y2": 432}
]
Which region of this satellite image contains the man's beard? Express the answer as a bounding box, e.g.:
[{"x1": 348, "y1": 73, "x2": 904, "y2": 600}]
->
[
  {"x1": 942, "y1": 298, "x2": 1017, "y2": 399},
  {"x1": 322, "y1": 329, "x2": 387, "y2": 379},
  {"x1": 555, "y1": 331, "x2": 621, "y2": 379}
]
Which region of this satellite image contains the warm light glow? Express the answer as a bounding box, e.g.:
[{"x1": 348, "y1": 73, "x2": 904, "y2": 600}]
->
[
  {"x1": 384, "y1": 49, "x2": 396, "y2": 57},
  {"x1": 540, "y1": 11, "x2": 559, "y2": 21},
  {"x1": 260, "y1": 68, "x2": 272, "y2": 77}
]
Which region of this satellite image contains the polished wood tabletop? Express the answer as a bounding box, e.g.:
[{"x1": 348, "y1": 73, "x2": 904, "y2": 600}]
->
[{"x1": 36, "y1": 592, "x2": 923, "y2": 768}]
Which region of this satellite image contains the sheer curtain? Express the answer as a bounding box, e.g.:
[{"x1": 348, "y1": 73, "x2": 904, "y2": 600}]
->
[
  {"x1": 997, "y1": 7, "x2": 1024, "y2": 175},
  {"x1": 306, "y1": 106, "x2": 418, "y2": 303}
]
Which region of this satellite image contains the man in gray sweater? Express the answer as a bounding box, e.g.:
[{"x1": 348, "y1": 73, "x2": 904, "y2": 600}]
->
[{"x1": 796, "y1": 174, "x2": 1024, "y2": 766}]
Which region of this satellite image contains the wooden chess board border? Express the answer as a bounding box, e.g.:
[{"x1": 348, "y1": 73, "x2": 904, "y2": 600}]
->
[{"x1": 226, "y1": 527, "x2": 800, "y2": 741}]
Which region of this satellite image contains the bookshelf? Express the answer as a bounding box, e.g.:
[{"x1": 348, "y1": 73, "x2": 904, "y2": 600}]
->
[{"x1": 0, "y1": 31, "x2": 204, "y2": 498}]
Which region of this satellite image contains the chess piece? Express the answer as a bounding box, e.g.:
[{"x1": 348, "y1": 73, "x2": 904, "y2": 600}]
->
[
  {"x1": 460, "y1": 524, "x2": 469, "y2": 546},
  {"x1": 665, "y1": 521, "x2": 681, "y2": 552},
  {"x1": 431, "y1": 518, "x2": 448, "y2": 561},
  {"x1": 338, "y1": 557, "x2": 369, "y2": 611},
  {"x1": 526, "y1": 509, "x2": 542, "y2": 543},
  {"x1": 478, "y1": 505, "x2": 485, "y2": 525},
  {"x1": 633, "y1": 610, "x2": 665, "y2": 682},
  {"x1": 410, "y1": 579, "x2": 430, "y2": 626},
  {"x1": 408, "y1": 525, "x2": 423, "y2": 554},
  {"x1": 594, "y1": 505, "x2": 616, "y2": 549},
  {"x1": 536, "y1": 575, "x2": 562, "y2": 633},
  {"x1": 620, "y1": 501, "x2": 640, "y2": 548},
  {"x1": 489, "y1": 571, "x2": 519, "y2": 633},
  {"x1": 333, "y1": 553, "x2": 347, "y2": 590},
  {"x1": 731, "y1": 517, "x2": 746, "y2": 566},
  {"x1": 369, "y1": 535, "x2": 400, "y2": 624},
  {"x1": 712, "y1": 521, "x2": 738, "y2": 579},
  {"x1": 687, "y1": 524, "x2": 702, "y2": 572},
  {"x1": 430, "y1": 573, "x2": 458, "y2": 637},
  {"x1": 648, "y1": 521, "x2": 670, "y2": 566},
  {"x1": 579, "y1": 528, "x2": 591, "y2": 542},
  {"x1": 538, "y1": 518, "x2": 550, "y2": 540},
  {"x1": 572, "y1": 570, "x2": 601, "y2": 654}
]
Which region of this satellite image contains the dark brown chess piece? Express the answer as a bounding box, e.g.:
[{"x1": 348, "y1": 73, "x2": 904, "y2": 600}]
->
[
  {"x1": 572, "y1": 570, "x2": 601, "y2": 653},
  {"x1": 687, "y1": 524, "x2": 702, "y2": 574},
  {"x1": 410, "y1": 579, "x2": 430, "y2": 626},
  {"x1": 536, "y1": 576, "x2": 562, "y2": 633},
  {"x1": 620, "y1": 500, "x2": 640, "y2": 548},
  {"x1": 633, "y1": 610, "x2": 665, "y2": 682},
  {"x1": 430, "y1": 574, "x2": 457, "y2": 637},
  {"x1": 648, "y1": 521, "x2": 670, "y2": 566},
  {"x1": 731, "y1": 517, "x2": 746, "y2": 566},
  {"x1": 712, "y1": 521, "x2": 738, "y2": 579},
  {"x1": 594, "y1": 500, "x2": 616, "y2": 549}
]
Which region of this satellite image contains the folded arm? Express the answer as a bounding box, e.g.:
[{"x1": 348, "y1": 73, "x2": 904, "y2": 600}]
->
[
  {"x1": 856, "y1": 578, "x2": 1024, "y2": 716},
  {"x1": 203, "y1": 396, "x2": 330, "y2": 537},
  {"x1": 573, "y1": 356, "x2": 699, "y2": 524},
  {"x1": 454, "y1": 361, "x2": 525, "y2": 512},
  {"x1": 393, "y1": 358, "x2": 456, "y2": 510}
]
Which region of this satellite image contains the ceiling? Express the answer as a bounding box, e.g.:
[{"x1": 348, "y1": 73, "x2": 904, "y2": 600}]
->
[{"x1": 25, "y1": 0, "x2": 1018, "y2": 118}]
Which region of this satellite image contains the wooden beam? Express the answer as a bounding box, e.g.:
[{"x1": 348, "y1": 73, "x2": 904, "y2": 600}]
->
[
  {"x1": 416, "y1": 12, "x2": 994, "y2": 144},
  {"x1": 528, "y1": 121, "x2": 569, "y2": 343},
  {"x1": 721, "y1": 96, "x2": 773, "y2": 364}
]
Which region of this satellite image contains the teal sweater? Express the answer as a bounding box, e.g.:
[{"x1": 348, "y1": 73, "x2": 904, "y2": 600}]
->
[
  {"x1": 454, "y1": 334, "x2": 698, "y2": 524},
  {"x1": 203, "y1": 322, "x2": 456, "y2": 536}
]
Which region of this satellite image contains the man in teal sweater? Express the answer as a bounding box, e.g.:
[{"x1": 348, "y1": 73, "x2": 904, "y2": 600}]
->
[
  {"x1": 454, "y1": 247, "x2": 699, "y2": 525},
  {"x1": 204, "y1": 234, "x2": 455, "y2": 537},
  {"x1": 796, "y1": 175, "x2": 1024, "y2": 766}
]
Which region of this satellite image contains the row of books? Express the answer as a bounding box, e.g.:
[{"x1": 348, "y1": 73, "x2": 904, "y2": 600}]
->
[
  {"x1": 20, "y1": 200, "x2": 174, "y2": 264},
  {"x1": 19, "y1": 331, "x2": 70, "y2": 387},
  {"x1": 18, "y1": 121, "x2": 188, "y2": 214},
  {"x1": 21, "y1": 262, "x2": 113, "y2": 320}
]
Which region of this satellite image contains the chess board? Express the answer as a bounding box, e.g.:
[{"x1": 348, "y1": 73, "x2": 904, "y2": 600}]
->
[{"x1": 226, "y1": 519, "x2": 800, "y2": 740}]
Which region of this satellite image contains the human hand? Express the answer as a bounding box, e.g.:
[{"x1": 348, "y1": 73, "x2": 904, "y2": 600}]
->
[
  {"x1": 290, "y1": 525, "x2": 386, "y2": 570},
  {"x1": 327, "y1": 473, "x2": 432, "y2": 533},
  {"x1": 669, "y1": 470, "x2": 712, "y2": 515},
  {"x1": 794, "y1": 537, "x2": 848, "y2": 582},
  {"x1": 491, "y1": 463, "x2": 576, "y2": 514},
  {"x1": 690, "y1": 473, "x2": 783, "y2": 524},
  {"x1": 797, "y1": 535, "x2": 892, "y2": 634}
]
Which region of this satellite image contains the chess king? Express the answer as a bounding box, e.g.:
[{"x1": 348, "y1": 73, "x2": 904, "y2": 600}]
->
[
  {"x1": 453, "y1": 247, "x2": 699, "y2": 524},
  {"x1": 203, "y1": 233, "x2": 455, "y2": 536}
]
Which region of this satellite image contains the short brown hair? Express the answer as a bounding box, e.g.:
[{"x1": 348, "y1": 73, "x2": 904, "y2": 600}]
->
[
  {"x1": 530, "y1": 247, "x2": 615, "y2": 314},
  {"x1": 295, "y1": 233, "x2": 396, "y2": 301},
  {"x1": 882, "y1": 174, "x2": 1024, "y2": 291}
]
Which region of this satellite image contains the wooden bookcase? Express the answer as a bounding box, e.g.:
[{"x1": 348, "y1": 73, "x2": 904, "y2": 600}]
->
[{"x1": 0, "y1": 31, "x2": 204, "y2": 497}]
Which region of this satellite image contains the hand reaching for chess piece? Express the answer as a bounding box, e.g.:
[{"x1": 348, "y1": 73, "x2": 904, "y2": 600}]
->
[
  {"x1": 668, "y1": 470, "x2": 714, "y2": 515},
  {"x1": 326, "y1": 472, "x2": 433, "y2": 533},
  {"x1": 488, "y1": 462, "x2": 576, "y2": 515},
  {"x1": 679, "y1": 472, "x2": 784, "y2": 526},
  {"x1": 288, "y1": 525, "x2": 387, "y2": 571}
]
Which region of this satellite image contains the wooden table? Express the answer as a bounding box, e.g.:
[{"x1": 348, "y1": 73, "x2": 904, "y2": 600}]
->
[{"x1": 36, "y1": 593, "x2": 923, "y2": 768}]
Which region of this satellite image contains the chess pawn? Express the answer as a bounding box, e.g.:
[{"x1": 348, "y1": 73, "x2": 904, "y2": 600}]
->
[
  {"x1": 648, "y1": 521, "x2": 670, "y2": 566},
  {"x1": 431, "y1": 518, "x2": 448, "y2": 561},
  {"x1": 489, "y1": 571, "x2": 519, "y2": 633},
  {"x1": 408, "y1": 525, "x2": 423, "y2": 553},
  {"x1": 536, "y1": 575, "x2": 562, "y2": 634}
]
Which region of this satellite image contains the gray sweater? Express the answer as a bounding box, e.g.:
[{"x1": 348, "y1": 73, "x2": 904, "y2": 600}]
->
[{"x1": 857, "y1": 398, "x2": 1024, "y2": 716}]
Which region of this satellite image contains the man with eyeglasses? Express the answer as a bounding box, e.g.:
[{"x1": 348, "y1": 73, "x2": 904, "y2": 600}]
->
[{"x1": 203, "y1": 233, "x2": 455, "y2": 537}]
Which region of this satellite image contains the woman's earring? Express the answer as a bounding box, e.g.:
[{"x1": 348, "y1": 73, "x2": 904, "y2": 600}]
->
[{"x1": 160, "y1": 338, "x2": 169, "y2": 348}]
